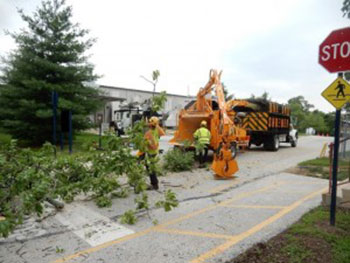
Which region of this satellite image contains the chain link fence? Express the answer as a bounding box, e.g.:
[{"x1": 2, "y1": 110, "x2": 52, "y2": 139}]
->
[{"x1": 328, "y1": 116, "x2": 350, "y2": 193}]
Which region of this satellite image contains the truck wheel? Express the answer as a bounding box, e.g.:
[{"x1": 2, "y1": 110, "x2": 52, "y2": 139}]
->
[
  {"x1": 267, "y1": 135, "x2": 280, "y2": 151},
  {"x1": 230, "y1": 143, "x2": 237, "y2": 159},
  {"x1": 263, "y1": 139, "x2": 272, "y2": 150},
  {"x1": 263, "y1": 142, "x2": 270, "y2": 150},
  {"x1": 272, "y1": 135, "x2": 280, "y2": 151},
  {"x1": 291, "y1": 137, "x2": 297, "y2": 147}
]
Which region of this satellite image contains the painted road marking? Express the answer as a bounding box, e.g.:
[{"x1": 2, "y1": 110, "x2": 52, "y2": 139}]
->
[
  {"x1": 155, "y1": 228, "x2": 233, "y2": 239},
  {"x1": 55, "y1": 203, "x2": 134, "y2": 247},
  {"x1": 53, "y1": 184, "x2": 278, "y2": 263},
  {"x1": 284, "y1": 180, "x2": 326, "y2": 185},
  {"x1": 190, "y1": 187, "x2": 327, "y2": 263},
  {"x1": 53, "y1": 228, "x2": 155, "y2": 263},
  {"x1": 219, "y1": 204, "x2": 286, "y2": 209},
  {"x1": 158, "y1": 184, "x2": 280, "y2": 229}
]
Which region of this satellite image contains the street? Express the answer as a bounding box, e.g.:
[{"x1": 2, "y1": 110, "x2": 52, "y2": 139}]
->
[{"x1": 0, "y1": 135, "x2": 332, "y2": 263}]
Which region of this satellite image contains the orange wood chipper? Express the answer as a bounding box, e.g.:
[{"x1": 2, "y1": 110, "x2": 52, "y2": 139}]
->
[{"x1": 169, "y1": 69, "x2": 250, "y2": 178}]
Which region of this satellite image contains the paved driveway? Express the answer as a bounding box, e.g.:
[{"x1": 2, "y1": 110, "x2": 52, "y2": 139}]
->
[{"x1": 0, "y1": 136, "x2": 331, "y2": 263}]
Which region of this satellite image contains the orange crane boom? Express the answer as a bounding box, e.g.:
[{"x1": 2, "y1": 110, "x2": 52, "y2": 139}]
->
[{"x1": 170, "y1": 69, "x2": 249, "y2": 178}]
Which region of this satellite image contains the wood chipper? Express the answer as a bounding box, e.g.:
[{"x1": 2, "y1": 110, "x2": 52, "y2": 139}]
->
[{"x1": 169, "y1": 69, "x2": 250, "y2": 178}]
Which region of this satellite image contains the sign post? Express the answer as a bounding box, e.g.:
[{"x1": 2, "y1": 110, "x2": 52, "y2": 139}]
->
[
  {"x1": 52, "y1": 91, "x2": 58, "y2": 157},
  {"x1": 97, "y1": 114, "x2": 103, "y2": 149},
  {"x1": 68, "y1": 110, "x2": 73, "y2": 154},
  {"x1": 331, "y1": 106, "x2": 341, "y2": 225},
  {"x1": 319, "y1": 27, "x2": 350, "y2": 226}
]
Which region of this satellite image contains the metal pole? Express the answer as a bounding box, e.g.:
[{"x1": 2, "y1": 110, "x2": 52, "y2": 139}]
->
[
  {"x1": 52, "y1": 91, "x2": 58, "y2": 157},
  {"x1": 330, "y1": 72, "x2": 343, "y2": 226},
  {"x1": 329, "y1": 143, "x2": 333, "y2": 194},
  {"x1": 68, "y1": 110, "x2": 72, "y2": 154},
  {"x1": 60, "y1": 132, "x2": 64, "y2": 151},
  {"x1": 99, "y1": 123, "x2": 102, "y2": 149}
]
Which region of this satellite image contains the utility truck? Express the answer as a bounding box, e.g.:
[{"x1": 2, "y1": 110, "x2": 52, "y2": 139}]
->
[{"x1": 226, "y1": 99, "x2": 298, "y2": 151}]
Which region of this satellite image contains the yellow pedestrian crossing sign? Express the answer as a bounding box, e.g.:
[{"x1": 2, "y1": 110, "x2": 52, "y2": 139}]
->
[{"x1": 321, "y1": 77, "x2": 350, "y2": 109}]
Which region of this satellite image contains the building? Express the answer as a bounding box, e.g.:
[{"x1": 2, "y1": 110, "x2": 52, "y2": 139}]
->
[{"x1": 92, "y1": 85, "x2": 194, "y2": 128}]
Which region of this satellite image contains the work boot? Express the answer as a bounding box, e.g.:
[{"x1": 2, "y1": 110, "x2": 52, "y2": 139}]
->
[{"x1": 146, "y1": 184, "x2": 159, "y2": 191}]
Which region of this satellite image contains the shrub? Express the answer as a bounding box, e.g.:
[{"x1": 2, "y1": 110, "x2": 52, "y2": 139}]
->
[{"x1": 163, "y1": 148, "x2": 195, "y2": 172}]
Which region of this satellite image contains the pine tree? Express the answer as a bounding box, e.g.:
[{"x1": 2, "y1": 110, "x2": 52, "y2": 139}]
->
[{"x1": 0, "y1": 0, "x2": 101, "y2": 144}]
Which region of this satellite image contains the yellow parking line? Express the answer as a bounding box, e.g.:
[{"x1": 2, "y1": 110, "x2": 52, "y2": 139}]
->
[
  {"x1": 52, "y1": 184, "x2": 278, "y2": 263},
  {"x1": 190, "y1": 187, "x2": 327, "y2": 263},
  {"x1": 158, "y1": 184, "x2": 278, "y2": 229},
  {"x1": 219, "y1": 204, "x2": 286, "y2": 209},
  {"x1": 52, "y1": 228, "x2": 154, "y2": 263},
  {"x1": 209, "y1": 179, "x2": 240, "y2": 193},
  {"x1": 155, "y1": 228, "x2": 233, "y2": 240},
  {"x1": 284, "y1": 180, "x2": 326, "y2": 185},
  {"x1": 280, "y1": 190, "x2": 313, "y2": 194}
]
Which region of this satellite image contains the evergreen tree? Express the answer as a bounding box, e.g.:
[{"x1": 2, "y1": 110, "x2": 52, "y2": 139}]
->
[{"x1": 0, "y1": 0, "x2": 101, "y2": 144}]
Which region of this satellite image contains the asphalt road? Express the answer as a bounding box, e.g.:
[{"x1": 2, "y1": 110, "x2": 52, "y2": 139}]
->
[{"x1": 0, "y1": 135, "x2": 332, "y2": 263}]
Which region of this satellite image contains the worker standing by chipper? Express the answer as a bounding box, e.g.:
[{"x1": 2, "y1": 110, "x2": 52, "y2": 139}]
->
[{"x1": 193, "y1": 120, "x2": 211, "y2": 168}]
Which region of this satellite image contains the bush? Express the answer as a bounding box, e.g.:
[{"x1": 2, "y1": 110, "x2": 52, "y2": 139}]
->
[{"x1": 163, "y1": 148, "x2": 195, "y2": 172}]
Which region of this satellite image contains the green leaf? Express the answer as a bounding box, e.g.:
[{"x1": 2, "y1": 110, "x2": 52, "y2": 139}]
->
[{"x1": 120, "y1": 210, "x2": 137, "y2": 225}]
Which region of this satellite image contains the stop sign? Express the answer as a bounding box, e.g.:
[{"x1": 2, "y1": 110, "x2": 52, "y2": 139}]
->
[{"x1": 319, "y1": 27, "x2": 350, "y2": 73}]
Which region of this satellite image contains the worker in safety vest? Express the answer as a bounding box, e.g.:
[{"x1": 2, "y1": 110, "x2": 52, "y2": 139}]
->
[
  {"x1": 193, "y1": 120, "x2": 211, "y2": 168},
  {"x1": 143, "y1": 116, "x2": 165, "y2": 190}
]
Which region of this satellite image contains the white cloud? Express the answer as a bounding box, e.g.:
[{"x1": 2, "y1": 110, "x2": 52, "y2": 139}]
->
[{"x1": 1, "y1": 0, "x2": 349, "y2": 112}]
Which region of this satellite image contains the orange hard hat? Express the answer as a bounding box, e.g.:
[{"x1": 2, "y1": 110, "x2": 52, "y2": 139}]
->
[{"x1": 149, "y1": 116, "x2": 159, "y2": 127}]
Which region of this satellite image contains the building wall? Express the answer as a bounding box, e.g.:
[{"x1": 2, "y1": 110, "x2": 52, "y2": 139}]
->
[{"x1": 94, "y1": 85, "x2": 194, "y2": 128}]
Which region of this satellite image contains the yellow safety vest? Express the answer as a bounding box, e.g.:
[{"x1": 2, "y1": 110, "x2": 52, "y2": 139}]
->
[{"x1": 194, "y1": 127, "x2": 211, "y2": 145}]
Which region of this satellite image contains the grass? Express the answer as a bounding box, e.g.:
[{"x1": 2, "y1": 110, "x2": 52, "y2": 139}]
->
[
  {"x1": 0, "y1": 129, "x2": 110, "y2": 155},
  {"x1": 297, "y1": 157, "x2": 350, "y2": 181},
  {"x1": 299, "y1": 157, "x2": 349, "y2": 167},
  {"x1": 73, "y1": 132, "x2": 107, "y2": 151},
  {"x1": 287, "y1": 207, "x2": 350, "y2": 263},
  {"x1": 229, "y1": 206, "x2": 350, "y2": 263},
  {"x1": 0, "y1": 133, "x2": 11, "y2": 145},
  {"x1": 0, "y1": 129, "x2": 12, "y2": 145},
  {"x1": 281, "y1": 241, "x2": 313, "y2": 263}
]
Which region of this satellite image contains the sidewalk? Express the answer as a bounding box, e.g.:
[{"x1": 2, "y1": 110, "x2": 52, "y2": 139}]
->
[{"x1": 47, "y1": 173, "x2": 327, "y2": 263}]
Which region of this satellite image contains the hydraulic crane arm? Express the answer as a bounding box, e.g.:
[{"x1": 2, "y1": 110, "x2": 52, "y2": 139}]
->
[{"x1": 195, "y1": 70, "x2": 221, "y2": 112}]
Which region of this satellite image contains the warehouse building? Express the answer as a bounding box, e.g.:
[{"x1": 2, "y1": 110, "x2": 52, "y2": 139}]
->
[{"x1": 91, "y1": 85, "x2": 194, "y2": 129}]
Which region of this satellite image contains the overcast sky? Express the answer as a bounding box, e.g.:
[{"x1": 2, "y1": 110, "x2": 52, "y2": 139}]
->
[{"x1": 1, "y1": 0, "x2": 349, "y2": 112}]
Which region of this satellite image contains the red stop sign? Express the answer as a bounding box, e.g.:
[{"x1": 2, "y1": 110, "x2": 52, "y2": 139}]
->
[{"x1": 319, "y1": 27, "x2": 350, "y2": 73}]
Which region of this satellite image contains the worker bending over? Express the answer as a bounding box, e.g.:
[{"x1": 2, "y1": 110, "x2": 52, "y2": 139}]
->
[
  {"x1": 194, "y1": 120, "x2": 211, "y2": 168},
  {"x1": 143, "y1": 116, "x2": 165, "y2": 190}
]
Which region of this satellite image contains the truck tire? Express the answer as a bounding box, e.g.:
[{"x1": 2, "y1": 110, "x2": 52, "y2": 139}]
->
[
  {"x1": 230, "y1": 143, "x2": 237, "y2": 159},
  {"x1": 264, "y1": 135, "x2": 279, "y2": 151},
  {"x1": 271, "y1": 135, "x2": 280, "y2": 151},
  {"x1": 263, "y1": 138, "x2": 272, "y2": 150},
  {"x1": 291, "y1": 137, "x2": 297, "y2": 147},
  {"x1": 263, "y1": 142, "x2": 270, "y2": 150}
]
